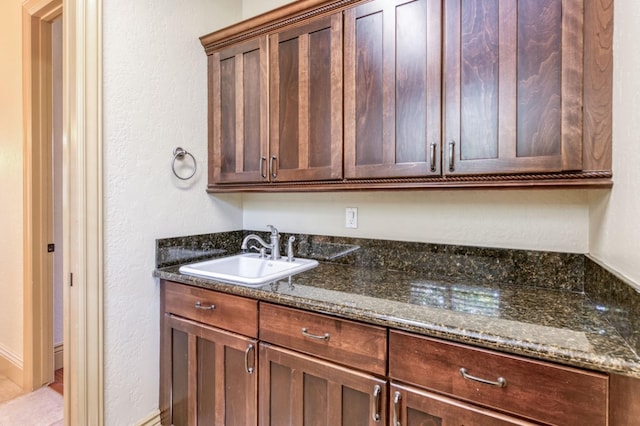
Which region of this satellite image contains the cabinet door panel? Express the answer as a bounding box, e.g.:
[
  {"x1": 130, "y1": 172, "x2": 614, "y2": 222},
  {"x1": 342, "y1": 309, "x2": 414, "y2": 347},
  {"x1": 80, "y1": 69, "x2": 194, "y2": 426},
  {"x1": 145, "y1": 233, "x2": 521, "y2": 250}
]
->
[
  {"x1": 259, "y1": 344, "x2": 386, "y2": 426},
  {"x1": 170, "y1": 328, "x2": 189, "y2": 426},
  {"x1": 516, "y1": 0, "x2": 562, "y2": 158},
  {"x1": 165, "y1": 314, "x2": 257, "y2": 426},
  {"x1": 196, "y1": 336, "x2": 216, "y2": 425},
  {"x1": 345, "y1": 0, "x2": 442, "y2": 178},
  {"x1": 444, "y1": 0, "x2": 583, "y2": 175},
  {"x1": 391, "y1": 383, "x2": 537, "y2": 426},
  {"x1": 270, "y1": 13, "x2": 343, "y2": 182},
  {"x1": 211, "y1": 37, "x2": 268, "y2": 184}
]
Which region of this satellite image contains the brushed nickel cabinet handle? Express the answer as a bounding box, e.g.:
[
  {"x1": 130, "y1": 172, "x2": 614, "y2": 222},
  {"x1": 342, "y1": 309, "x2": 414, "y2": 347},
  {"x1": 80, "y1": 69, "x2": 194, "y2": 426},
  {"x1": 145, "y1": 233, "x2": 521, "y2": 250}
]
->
[
  {"x1": 244, "y1": 344, "x2": 255, "y2": 374},
  {"x1": 259, "y1": 156, "x2": 267, "y2": 179},
  {"x1": 372, "y1": 384, "x2": 381, "y2": 422},
  {"x1": 393, "y1": 391, "x2": 402, "y2": 426},
  {"x1": 301, "y1": 328, "x2": 330, "y2": 341},
  {"x1": 194, "y1": 301, "x2": 215, "y2": 310},
  {"x1": 270, "y1": 155, "x2": 277, "y2": 179},
  {"x1": 430, "y1": 143, "x2": 437, "y2": 172},
  {"x1": 448, "y1": 141, "x2": 455, "y2": 172},
  {"x1": 459, "y1": 368, "x2": 507, "y2": 388}
]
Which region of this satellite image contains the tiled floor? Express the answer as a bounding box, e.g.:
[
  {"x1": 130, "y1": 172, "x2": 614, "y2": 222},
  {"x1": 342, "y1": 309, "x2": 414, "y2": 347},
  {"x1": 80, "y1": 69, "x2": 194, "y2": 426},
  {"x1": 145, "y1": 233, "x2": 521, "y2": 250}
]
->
[{"x1": 0, "y1": 374, "x2": 24, "y2": 404}]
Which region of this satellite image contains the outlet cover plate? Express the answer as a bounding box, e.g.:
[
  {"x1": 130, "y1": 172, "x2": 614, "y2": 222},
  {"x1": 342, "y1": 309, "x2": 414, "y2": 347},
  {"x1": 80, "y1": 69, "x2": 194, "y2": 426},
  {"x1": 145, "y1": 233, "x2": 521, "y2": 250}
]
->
[{"x1": 345, "y1": 207, "x2": 358, "y2": 229}]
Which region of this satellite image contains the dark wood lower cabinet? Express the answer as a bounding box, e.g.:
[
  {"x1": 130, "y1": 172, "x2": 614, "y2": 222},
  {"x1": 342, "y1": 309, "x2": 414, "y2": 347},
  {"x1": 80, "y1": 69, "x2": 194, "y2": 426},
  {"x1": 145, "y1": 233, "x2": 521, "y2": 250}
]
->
[
  {"x1": 390, "y1": 383, "x2": 537, "y2": 426},
  {"x1": 160, "y1": 282, "x2": 631, "y2": 425},
  {"x1": 259, "y1": 343, "x2": 387, "y2": 426},
  {"x1": 161, "y1": 314, "x2": 257, "y2": 426}
]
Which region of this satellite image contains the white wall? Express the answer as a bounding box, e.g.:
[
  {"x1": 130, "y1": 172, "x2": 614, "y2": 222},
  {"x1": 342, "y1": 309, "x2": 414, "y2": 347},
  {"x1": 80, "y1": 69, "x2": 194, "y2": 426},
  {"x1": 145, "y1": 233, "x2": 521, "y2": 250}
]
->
[
  {"x1": 589, "y1": 2, "x2": 640, "y2": 287},
  {"x1": 242, "y1": 0, "x2": 294, "y2": 19},
  {"x1": 243, "y1": 190, "x2": 590, "y2": 253},
  {"x1": 102, "y1": 1, "x2": 242, "y2": 423},
  {"x1": 0, "y1": 0, "x2": 24, "y2": 373}
]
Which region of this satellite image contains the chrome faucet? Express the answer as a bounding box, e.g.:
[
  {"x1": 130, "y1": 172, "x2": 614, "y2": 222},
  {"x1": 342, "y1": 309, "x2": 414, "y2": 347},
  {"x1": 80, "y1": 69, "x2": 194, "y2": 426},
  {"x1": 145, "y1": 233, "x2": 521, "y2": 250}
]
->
[{"x1": 241, "y1": 225, "x2": 281, "y2": 260}]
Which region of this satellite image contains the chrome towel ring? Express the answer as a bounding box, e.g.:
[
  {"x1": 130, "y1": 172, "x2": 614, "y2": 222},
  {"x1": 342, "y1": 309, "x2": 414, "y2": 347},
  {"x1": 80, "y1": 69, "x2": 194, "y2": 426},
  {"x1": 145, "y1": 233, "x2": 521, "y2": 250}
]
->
[{"x1": 172, "y1": 147, "x2": 197, "y2": 180}]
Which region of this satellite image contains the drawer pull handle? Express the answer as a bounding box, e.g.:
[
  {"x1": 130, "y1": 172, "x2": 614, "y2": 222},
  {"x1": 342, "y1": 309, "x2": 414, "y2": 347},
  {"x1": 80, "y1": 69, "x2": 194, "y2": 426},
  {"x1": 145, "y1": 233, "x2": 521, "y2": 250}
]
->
[
  {"x1": 194, "y1": 301, "x2": 215, "y2": 311},
  {"x1": 372, "y1": 384, "x2": 381, "y2": 422},
  {"x1": 301, "y1": 328, "x2": 330, "y2": 341},
  {"x1": 244, "y1": 344, "x2": 255, "y2": 374},
  {"x1": 459, "y1": 368, "x2": 507, "y2": 388},
  {"x1": 393, "y1": 391, "x2": 402, "y2": 426}
]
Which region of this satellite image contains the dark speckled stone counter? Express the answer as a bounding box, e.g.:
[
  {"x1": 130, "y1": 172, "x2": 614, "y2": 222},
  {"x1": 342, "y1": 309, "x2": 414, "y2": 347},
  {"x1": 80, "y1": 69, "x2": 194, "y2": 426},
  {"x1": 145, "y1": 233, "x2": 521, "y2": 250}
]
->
[{"x1": 154, "y1": 231, "x2": 640, "y2": 379}]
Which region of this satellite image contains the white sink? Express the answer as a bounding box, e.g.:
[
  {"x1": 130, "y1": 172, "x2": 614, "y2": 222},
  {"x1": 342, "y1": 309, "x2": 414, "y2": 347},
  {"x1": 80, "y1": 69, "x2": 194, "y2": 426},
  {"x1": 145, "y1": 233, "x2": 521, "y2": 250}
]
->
[{"x1": 178, "y1": 253, "x2": 319, "y2": 287}]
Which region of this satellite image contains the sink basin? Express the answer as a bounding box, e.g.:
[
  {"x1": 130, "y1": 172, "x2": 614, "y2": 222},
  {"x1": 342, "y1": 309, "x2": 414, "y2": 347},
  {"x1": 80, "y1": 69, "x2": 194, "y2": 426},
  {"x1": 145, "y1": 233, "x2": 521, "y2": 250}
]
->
[{"x1": 178, "y1": 253, "x2": 319, "y2": 287}]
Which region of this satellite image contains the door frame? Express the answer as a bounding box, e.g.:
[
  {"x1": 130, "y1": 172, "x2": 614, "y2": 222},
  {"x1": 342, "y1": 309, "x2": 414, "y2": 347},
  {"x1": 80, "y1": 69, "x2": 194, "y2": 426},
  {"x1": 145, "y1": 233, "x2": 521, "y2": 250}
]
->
[{"x1": 22, "y1": 0, "x2": 104, "y2": 424}]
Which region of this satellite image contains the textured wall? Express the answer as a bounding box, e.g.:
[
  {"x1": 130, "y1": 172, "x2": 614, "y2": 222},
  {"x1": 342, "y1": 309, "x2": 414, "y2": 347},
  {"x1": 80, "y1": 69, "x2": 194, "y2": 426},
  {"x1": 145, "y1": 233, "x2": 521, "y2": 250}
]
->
[
  {"x1": 242, "y1": 0, "x2": 294, "y2": 19},
  {"x1": 0, "y1": 0, "x2": 24, "y2": 369},
  {"x1": 243, "y1": 190, "x2": 590, "y2": 253},
  {"x1": 102, "y1": 0, "x2": 242, "y2": 423},
  {"x1": 589, "y1": 1, "x2": 640, "y2": 287}
]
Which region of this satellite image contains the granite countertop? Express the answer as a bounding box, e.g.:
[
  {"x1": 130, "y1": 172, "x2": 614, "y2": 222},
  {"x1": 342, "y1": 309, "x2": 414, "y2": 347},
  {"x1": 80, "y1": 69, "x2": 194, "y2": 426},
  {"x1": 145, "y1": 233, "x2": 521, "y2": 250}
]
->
[
  {"x1": 154, "y1": 230, "x2": 640, "y2": 378},
  {"x1": 154, "y1": 256, "x2": 640, "y2": 379}
]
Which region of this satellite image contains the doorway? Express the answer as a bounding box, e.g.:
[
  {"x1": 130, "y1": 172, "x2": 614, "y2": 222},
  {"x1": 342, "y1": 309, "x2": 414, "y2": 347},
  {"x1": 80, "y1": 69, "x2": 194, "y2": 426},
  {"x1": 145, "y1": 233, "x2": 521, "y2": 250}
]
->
[
  {"x1": 51, "y1": 15, "x2": 64, "y2": 390},
  {"x1": 22, "y1": 0, "x2": 62, "y2": 393}
]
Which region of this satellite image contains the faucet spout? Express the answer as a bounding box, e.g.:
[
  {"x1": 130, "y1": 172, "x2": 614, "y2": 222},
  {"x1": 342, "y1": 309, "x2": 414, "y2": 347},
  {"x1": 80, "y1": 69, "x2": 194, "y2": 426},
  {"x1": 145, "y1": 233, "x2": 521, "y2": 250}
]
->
[
  {"x1": 241, "y1": 226, "x2": 281, "y2": 260},
  {"x1": 241, "y1": 234, "x2": 270, "y2": 251}
]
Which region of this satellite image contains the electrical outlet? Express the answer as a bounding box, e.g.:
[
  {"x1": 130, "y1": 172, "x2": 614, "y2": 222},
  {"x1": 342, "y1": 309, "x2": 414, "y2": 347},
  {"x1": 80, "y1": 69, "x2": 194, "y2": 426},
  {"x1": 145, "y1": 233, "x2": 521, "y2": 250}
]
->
[{"x1": 345, "y1": 207, "x2": 358, "y2": 229}]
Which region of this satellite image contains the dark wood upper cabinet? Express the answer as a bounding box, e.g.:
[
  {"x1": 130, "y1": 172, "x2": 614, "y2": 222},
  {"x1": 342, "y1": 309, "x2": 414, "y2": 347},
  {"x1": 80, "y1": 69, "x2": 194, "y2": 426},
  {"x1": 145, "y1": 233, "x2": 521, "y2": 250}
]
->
[
  {"x1": 201, "y1": 0, "x2": 613, "y2": 190},
  {"x1": 344, "y1": 0, "x2": 442, "y2": 179},
  {"x1": 209, "y1": 37, "x2": 269, "y2": 184},
  {"x1": 443, "y1": 0, "x2": 583, "y2": 175},
  {"x1": 269, "y1": 13, "x2": 343, "y2": 182}
]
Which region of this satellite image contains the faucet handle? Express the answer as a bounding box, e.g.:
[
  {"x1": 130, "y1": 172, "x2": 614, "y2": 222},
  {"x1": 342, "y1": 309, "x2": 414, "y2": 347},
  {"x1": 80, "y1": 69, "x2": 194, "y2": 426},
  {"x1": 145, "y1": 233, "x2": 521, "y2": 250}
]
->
[{"x1": 267, "y1": 225, "x2": 278, "y2": 235}]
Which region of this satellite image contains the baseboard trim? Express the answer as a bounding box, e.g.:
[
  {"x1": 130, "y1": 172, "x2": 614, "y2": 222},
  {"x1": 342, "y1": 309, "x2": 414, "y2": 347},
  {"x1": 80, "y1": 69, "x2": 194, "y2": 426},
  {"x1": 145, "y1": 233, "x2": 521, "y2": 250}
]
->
[
  {"x1": 134, "y1": 409, "x2": 161, "y2": 426},
  {"x1": 54, "y1": 344, "x2": 63, "y2": 371},
  {"x1": 0, "y1": 350, "x2": 23, "y2": 389}
]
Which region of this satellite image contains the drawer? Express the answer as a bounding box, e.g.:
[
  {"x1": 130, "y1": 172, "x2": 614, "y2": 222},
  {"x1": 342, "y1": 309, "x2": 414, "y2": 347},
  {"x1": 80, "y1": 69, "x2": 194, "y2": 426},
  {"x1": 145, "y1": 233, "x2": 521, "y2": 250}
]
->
[
  {"x1": 162, "y1": 280, "x2": 258, "y2": 338},
  {"x1": 259, "y1": 303, "x2": 387, "y2": 376},
  {"x1": 389, "y1": 330, "x2": 608, "y2": 426}
]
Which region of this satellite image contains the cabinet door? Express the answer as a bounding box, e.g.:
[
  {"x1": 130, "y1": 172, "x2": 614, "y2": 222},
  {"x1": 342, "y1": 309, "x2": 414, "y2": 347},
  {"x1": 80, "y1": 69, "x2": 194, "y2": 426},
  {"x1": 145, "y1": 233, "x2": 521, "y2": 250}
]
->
[
  {"x1": 162, "y1": 314, "x2": 257, "y2": 426},
  {"x1": 210, "y1": 37, "x2": 269, "y2": 184},
  {"x1": 443, "y1": 0, "x2": 583, "y2": 175},
  {"x1": 344, "y1": 0, "x2": 442, "y2": 179},
  {"x1": 390, "y1": 383, "x2": 537, "y2": 426},
  {"x1": 259, "y1": 344, "x2": 387, "y2": 426},
  {"x1": 269, "y1": 13, "x2": 343, "y2": 182}
]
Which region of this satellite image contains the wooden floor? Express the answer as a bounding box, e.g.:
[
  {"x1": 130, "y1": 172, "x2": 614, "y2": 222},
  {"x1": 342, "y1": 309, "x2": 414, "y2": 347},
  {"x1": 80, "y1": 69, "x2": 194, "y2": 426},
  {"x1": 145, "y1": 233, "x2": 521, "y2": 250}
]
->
[{"x1": 49, "y1": 368, "x2": 63, "y2": 396}]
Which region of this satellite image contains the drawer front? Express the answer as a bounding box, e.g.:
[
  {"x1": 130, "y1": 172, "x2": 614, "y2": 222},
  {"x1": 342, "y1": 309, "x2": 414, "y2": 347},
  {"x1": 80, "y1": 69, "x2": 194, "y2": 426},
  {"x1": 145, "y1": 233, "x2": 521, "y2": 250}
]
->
[
  {"x1": 163, "y1": 280, "x2": 258, "y2": 338},
  {"x1": 389, "y1": 331, "x2": 608, "y2": 426},
  {"x1": 259, "y1": 303, "x2": 387, "y2": 375}
]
